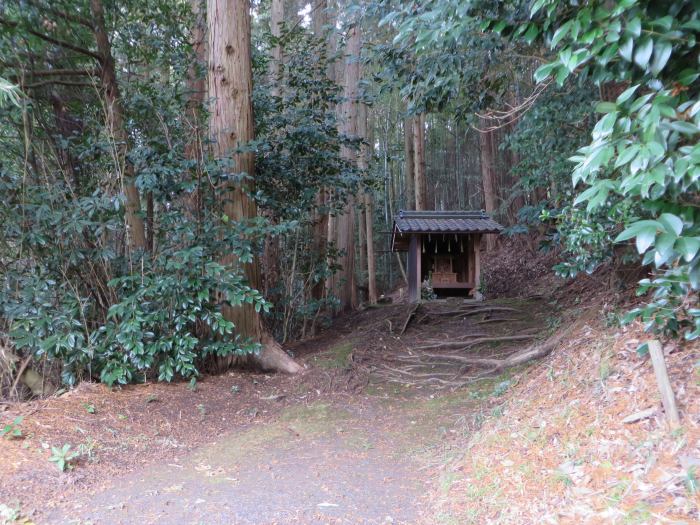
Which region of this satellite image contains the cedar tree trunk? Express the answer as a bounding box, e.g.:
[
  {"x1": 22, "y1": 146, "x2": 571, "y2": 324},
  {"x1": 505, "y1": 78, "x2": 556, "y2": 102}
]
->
[
  {"x1": 479, "y1": 117, "x2": 497, "y2": 250},
  {"x1": 413, "y1": 112, "x2": 427, "y2": 211},
  {"x1": 403, "y1": 116, "x2": 415, "y2": 210},
  {"x1": 207, "y1": 0, "x2": 301, "y2": 374}
]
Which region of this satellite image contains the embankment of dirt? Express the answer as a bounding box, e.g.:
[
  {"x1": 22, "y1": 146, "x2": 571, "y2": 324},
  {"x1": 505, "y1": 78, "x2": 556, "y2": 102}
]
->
[{"x1": 432, "y1": 241, "x2": 700, "y2": 524}]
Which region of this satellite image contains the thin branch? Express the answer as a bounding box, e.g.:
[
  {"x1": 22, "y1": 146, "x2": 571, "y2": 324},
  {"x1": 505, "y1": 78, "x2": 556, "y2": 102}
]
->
[
  {"x1": 0, "y1": 17, "x2": 102, "y2": 61},
  {"x1": 23, "y1": 79, "x2": 94, "y2": 88},
  {"x1": 24, "y1": 0, "x2": 95, "y2": 29},
  {"x1": 18, "y1": 68, "x2": 99, "y2": 77},
  {"x1": 474, "y1": 78, "x2": 553, "y2": 133}
]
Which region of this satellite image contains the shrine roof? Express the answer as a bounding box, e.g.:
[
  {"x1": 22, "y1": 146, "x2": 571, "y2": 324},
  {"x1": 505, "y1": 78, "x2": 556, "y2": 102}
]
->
[{"x1": 393, "y1": 210, "x2": 503, "y2": 235}]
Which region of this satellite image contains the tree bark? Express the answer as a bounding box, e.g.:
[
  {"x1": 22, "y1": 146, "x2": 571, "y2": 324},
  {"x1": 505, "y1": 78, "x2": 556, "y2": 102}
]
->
[
  {"x1": 184, "y1": 0, "x2": 207, "y2": 222},
  {"x1": 334, "y1": 24, "x2": 360, "y2": 312},
  {"x1": 312, "y1": 0, "x2": 327, "y2": 36},
  {"x1": 261, "y1": 0, "x2": 284, "y2": 299},
  {"x1": 403, "y1": 116, "x2": 415, "y2": 210},
  {"x1": 207, "y1": 0, "x2": 300, "y2": 374},
  {"x1": 413, "y1": 112, "x2": 427, "y2": 211},
  {"x1": 90, "y1": 0, "x2": 146, "y2": 251},
  {"x1": 479, "y1": 117, "x2": 497, "y2": 250},
  {"x1": 269, "y1": 0, "x2": 283, "y2": 97},
  {"x1": 358, "y1": 200, "x2": 367, "y2": 296},
  {"x1": 186, "y1": 0, "x2": 206, "y2": 158},
  {"x1": 359, "y1": 105, "x2": 377, "y2": 305},
  {"x1": 311, "y1": 0, "x2": 331, "y2": 302}
]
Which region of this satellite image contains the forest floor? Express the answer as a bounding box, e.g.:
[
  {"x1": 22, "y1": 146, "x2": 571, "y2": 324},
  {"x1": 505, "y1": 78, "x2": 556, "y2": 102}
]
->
[
  {"x1": 1, "y1": 292, "x2": 553, "y2": 525},
  {"x1": 1, "y1": 240, "x2": 699, "y2": 524}
]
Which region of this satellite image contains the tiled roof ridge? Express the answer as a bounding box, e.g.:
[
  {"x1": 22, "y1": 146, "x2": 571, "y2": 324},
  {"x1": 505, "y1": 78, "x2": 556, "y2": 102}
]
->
[
  {"x1": 397, "y1": 209, "x2": 488, "y2": 219},
  {"x1": 393, "y1": 210, "x2": 503, "y2": 235}
]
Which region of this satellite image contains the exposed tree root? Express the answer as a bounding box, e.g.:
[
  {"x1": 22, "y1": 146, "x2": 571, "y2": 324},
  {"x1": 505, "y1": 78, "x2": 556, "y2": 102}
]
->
[
  {"x1": 421, "y1": 338, "x2": 555, "y2": 370},
  {"x1": 217, "y1": 333, "x2": 303, "y2": 375},
  {"x1": 413, "y1": 334, "x2": 535, "y2": 351},
  {"x1": 474, "y1": 317, "x2": 519, "y2": 325},
  {"x1": 365, "y1": 314, "x2": 574, "y2": 389},
  {"x1": 345, "y1": 298, "x2": 570, "y2": 390},
  {"x1": 399, "y1": 303, "x2": 420, "y2": 335},
  {"x1": 256, "y1": 335, "x2": 303, "y2": 374},
  {"x1": 427, "y1": 306, "x2": 520, "y2": 318}
]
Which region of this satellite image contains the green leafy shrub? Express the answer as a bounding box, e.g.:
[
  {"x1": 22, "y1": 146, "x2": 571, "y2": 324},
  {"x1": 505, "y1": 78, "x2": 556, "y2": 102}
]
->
[
  {"x1": 384, "y1": 0, "x2": 700, "y2": 340},
  {"x1": 48, "y1": 443, "x2": 79, "y2": 472},
  {"x1": 520, "y1": 0, "x2": 700, "y2": 339},
  {"x1": 0, "y1": 0, "x2": 353, "y2": 389},
  {"x1": 1, "y1": 416, "x2": 23, "y2": 439}
]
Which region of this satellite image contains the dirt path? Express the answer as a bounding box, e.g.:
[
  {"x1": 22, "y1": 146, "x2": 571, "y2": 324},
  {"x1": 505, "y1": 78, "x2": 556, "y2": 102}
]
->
[
  {"x1": 3, "y1": 299, "x2": 551, "y2": 524},
  {"x1": 46, "y1": 398, "x2": 436, "y2": 525}
]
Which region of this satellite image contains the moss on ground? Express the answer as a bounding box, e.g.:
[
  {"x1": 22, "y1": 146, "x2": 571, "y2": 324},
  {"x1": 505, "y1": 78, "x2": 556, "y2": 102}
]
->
[
  {"x1": 193, "y1": 402, "x2": 355, "y2": 467},
  {"x1": 310, "y1": 341, "x2": 355, "y2": 369}
]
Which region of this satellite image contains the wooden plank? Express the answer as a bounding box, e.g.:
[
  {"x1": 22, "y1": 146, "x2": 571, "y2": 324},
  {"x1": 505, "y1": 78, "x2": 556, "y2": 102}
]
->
[
  {"x1": 431, "y1": 282, "x2": 474, "y2": 289},
  {"x1": 648, "y1": 340, "x2": 681, "y2": 429},
  {"x1": 407, "y1": 234, "x2": 420, "y2": 303},
  {"x1": 473, "y1": 234, "x2": 481, "y2": 298},
  {"x1": 467, "y1": 236, "x2": 475, "y2": 284}
]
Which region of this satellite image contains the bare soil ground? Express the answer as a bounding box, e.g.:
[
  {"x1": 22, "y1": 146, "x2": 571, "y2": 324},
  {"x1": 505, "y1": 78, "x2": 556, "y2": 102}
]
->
[
  {"x1": 0, "y1": 294, "x2": 552, "y2": 525},
  {"x1": 3, "y1": 241, "x2": 698, "y2": 524},
  {"x1": 432, "y1": 242, "x2": 700, "y2": 524}
]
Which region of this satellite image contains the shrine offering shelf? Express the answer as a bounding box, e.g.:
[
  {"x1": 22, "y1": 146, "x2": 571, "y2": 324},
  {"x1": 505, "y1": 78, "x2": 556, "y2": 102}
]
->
[{"x1": 431, "y1": 281, "x2": 474, "y2": 289}]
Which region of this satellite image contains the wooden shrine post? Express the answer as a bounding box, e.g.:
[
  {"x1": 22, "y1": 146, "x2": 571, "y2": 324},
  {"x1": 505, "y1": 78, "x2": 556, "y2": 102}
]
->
[
  {"x1": 473, "y1": 234, "x2": 482, "y2": 298},
  {"x1": 407, "y1": 234, "x2": 421, "y2": 303}
]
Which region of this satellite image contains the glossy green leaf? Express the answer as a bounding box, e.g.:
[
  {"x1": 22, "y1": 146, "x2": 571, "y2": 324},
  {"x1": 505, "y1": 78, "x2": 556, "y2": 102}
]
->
[
  {"x1": 633, "y1": 37, "x2": 653, "y2": 68},
  {"x1": 619, "y1": 36, "x2": 634, "y2": 61},
  {"x1": 658, "y1": 213, "x2": 683, "y2": 236},
  {"x1": 675, "y1": 237, "x2": 700, "y2": 262},
  {"x1": 616, "y1": 84, "x2": 639, "y2": 104},
  {"x1": 650, "y1": 40, "x2": 672, "y2": 75}
]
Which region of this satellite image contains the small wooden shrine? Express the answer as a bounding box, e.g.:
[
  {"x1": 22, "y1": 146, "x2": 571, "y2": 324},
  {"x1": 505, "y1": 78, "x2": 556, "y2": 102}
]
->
[{"x1": 391, "y1": 210, "x2": 503, "y2": 303}]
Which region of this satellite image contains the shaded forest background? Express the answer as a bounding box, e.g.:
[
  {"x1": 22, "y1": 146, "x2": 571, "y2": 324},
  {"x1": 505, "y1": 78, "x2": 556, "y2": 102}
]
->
[{"x1": 0, "y1": 0, "x2": 698, "y2": 397}]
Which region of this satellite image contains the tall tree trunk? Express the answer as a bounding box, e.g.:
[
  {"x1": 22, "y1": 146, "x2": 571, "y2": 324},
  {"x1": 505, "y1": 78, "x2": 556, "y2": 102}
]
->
[
  {"x1": 269, "y1": 0, "x2": 283, "y2": 96},
  {"x1": 334, "y1": 24, "x2": 360, "y2": 312},
  {"x1": 358, "y1": 203, "x2": 367, "y2": 297},
  {"x1": 359, "y1": 104, "x2": 377, "y2": 305},
  {"x1": 479, "y1": 118, "x2": 497, "y2": 251},
  {"x1": 208, "y1": 0, "x2": 301, "y2": 374},
  {"x1": 312, "y1": 0, "x2": 327, "y2": 38},
  {"x1": 185, "y1": 0, "x2": 206, "y2": 223},
  {"x1": 262, "y1": 0, "x2": 284, "y2": 300},
  {"x1": 413, "y1": 112, "x2": 427, "y2": 211},
  {"x1": 403, "y1": 116, "x2": 415, "y2": 210},
  {"x1": 90, "y1": 0, "x2": 146, "y2": 251},
  {"x1": 49, "y1": 92, "x2": 82, "y2": 188},
  {"x1": 311, "y1": 0, "x2": 330, "y2": 302}
]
